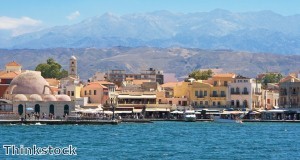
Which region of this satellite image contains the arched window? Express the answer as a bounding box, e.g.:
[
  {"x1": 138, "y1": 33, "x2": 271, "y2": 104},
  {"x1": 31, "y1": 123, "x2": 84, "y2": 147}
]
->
[
  {"x1": 243, "y1": 100, "x2": 248, "y2": 108},
  {"x1": 231, "y1": 88, "x2": 234, "y2": 94},
  {"x1": 18, "y1": 104, "x2": 23, "y2": 115},
  {"x1": 34, "y1": 104, "x2": 40, "y2": 113},
  {"x1": 243, "y1": 87, "x2": 248, "y2": 94},
  {"x1": 64, "y1": 105, "x2": 69, "y2": 115},
  {"x1": 231, "y1": 100, "x2": 234, "y2": 106},
  {"x1": 236, "y1": 100, "x2": 240, "y2": 107},
  {"x1": 236, "y1": 87, "x2": 240, "y2": 94},
  {"x1": 49, "y1": 104, "x2": 54, "y2": 114}
]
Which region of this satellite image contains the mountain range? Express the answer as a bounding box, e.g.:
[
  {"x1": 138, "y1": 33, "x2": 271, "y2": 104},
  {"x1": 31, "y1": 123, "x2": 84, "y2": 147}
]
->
[{"x1": 2, "y1": 9, "x2": 300, "y2": 54}]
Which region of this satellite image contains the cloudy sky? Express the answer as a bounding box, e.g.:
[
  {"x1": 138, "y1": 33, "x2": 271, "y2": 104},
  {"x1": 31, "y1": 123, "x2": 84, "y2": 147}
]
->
[{"x1": 1, "y1": 0, "x2": 300, "y2": 36}]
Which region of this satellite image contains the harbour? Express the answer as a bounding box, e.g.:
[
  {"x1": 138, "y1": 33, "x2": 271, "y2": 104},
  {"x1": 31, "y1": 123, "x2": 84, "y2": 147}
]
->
[{"x1": 1, "y1": 121, "x2": 299, "y2": 159}]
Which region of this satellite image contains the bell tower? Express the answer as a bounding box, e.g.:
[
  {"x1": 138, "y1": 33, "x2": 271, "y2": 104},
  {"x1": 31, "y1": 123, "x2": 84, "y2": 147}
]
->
[{"x1": 69, "y1": 56, "x2": 77, "y2": 78}]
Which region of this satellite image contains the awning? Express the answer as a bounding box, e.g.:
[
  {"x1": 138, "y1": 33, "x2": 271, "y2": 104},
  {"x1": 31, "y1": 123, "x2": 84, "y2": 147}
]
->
[
  {"x1": 273, "y1": 106, "x2": 279, "y2": 109},
  {"x1": 118, "y1": 95, "x2": 156, "y2": 99},
  {"x1": 114, "y1": 111, "x2": 133, "y2": 114},
  {"x1": 133, "y1": 109, "x2": 142, "y2": 113},
  {"x1": 170, "y1": 110, "x2": 184, "y2": 114},
  {"x1": 262, "y1": 109, "x2": 287, "y2": 113},
  {"x1": 146, "y1": 108, "x2": 170, "y2": 112}
]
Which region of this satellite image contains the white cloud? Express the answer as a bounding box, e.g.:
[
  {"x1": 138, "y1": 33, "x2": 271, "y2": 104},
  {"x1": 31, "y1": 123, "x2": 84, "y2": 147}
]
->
[
  {"x1": 66, "y1": 11, "x2": 80, "y2": 20},
  {"x1": 0, "y1": 16, "x2": 41, "y2": 29},
  {"x1": 0, "y1": 16, "x2": 42, "y2": 36}
]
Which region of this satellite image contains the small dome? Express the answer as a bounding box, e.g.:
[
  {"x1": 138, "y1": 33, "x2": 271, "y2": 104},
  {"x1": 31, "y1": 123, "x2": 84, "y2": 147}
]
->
[
  {"x1": 55, "y1": 95, "x2": 71, "y2": 101},
  {"x1": 9, "y1": 71, "x2": 50, "y2": 95},
  {"x1": 43, "y1": 95, "x2": 57, "y2": 101},
  {"x1": 71, "y1": 56, "x2": 77, "y2": 60},
  {"x1": 29, "y1": 94, "x2": 43, "y2": 101},
  {"x1": 14, "y1": 94, "x2": 28, "y2": 101}
]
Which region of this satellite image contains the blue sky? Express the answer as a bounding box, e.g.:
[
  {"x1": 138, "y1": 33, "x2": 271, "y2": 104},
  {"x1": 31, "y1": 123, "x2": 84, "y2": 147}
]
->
[{"x1": 1, "y1": 0, "x2": 300, "y2": 36}]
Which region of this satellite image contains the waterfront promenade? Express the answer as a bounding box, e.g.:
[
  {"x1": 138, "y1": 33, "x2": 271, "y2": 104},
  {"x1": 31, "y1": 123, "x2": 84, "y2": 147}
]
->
[{"x1": 2, "y1": 118, "x2": 300, "y2": 125}]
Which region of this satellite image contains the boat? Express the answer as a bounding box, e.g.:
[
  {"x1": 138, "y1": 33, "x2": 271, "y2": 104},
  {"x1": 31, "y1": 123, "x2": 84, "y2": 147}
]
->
[
  {"x1": 213, "y1": 111, "x2": 244, "y2": 123},
  {"x1": 184, "y1": 110, "x2": 196, "y2": 122}
]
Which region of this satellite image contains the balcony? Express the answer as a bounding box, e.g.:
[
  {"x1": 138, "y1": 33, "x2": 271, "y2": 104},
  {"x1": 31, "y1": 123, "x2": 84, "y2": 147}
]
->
[
  {"x1": 211, "y1": 94, "x2": 218, "y2": 97},
  {"x1": 242, "y1": 92, "x2": 249, "y2": 95},
  {"x1": 231, "y1": 92, "x2": 240, "y2": 95}
]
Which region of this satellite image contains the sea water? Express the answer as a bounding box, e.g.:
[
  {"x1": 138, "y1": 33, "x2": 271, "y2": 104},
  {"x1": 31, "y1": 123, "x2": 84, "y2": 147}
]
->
[{"x1": 0, "y1": 122, "x2": 299, "y2": 159}]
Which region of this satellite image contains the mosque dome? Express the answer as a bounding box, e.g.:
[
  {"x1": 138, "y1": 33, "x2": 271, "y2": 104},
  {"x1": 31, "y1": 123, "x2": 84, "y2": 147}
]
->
[
  {"x1": 43, "y1": 95, "x2": 57, "y2": 101},
  {"x1": 14, "y1": 94, "x2": 28, "y2": 101},
  {"x1": 9, "y1": 71, "x2": 50, "y2": 95},
  {"x1": 29, "y1": 94, "x2": 43, "y2": 101},
  {"x1": 55, "y1": 95, "x2": 71, "y2": 101}
]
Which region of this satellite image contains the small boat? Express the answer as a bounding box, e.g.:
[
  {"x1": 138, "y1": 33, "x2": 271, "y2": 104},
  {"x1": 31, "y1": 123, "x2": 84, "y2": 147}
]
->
[
  {"x1": 184, "y1": 110, "x2": 196, "y2": 122},
  {"x1": 213, "y1": 111, "x2": 244, "y2": 123}
]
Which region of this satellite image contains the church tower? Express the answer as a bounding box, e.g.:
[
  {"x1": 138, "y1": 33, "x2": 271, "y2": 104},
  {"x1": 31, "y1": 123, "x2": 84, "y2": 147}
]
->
[{"x1": 69, "y1": 56, "x2": 78, "y2": 79}]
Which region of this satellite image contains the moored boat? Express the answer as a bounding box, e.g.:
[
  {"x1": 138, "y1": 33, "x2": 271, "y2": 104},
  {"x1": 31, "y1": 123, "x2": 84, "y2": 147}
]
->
[
  {"x1": 184, "y1": 110, "x2": 196, "y2": 122},
  {"x1": 213, "y1": 111, "x2": 245, "y2": 123}
]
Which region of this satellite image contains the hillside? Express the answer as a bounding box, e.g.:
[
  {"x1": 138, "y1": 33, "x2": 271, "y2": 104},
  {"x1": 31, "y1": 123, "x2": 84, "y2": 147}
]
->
[{"x1": 0, "y1": 47, "x2": 299, "y2": 80}]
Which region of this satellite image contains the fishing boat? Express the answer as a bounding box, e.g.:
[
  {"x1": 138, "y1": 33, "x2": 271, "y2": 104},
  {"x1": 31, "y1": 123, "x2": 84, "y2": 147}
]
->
[
  {"x1": 184, "y1": 110, "x2": 196, "y2": 122},
  {"x1": 213, "y1": 111, "x2": 244, "y2": 123}
]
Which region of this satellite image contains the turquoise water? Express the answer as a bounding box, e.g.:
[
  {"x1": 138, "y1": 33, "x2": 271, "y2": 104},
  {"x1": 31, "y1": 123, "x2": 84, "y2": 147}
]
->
[{"x1": 0, "y1": 122, "x2": 300, "y2": 159}]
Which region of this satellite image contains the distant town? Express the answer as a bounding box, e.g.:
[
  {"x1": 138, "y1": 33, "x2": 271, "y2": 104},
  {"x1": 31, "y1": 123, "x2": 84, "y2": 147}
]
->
[{"x1": 0, "y1": 55, "x2": 298, "y2": 123}]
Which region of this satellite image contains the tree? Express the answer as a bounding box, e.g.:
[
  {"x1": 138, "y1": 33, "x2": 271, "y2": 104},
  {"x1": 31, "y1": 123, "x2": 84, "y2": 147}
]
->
[
  {"x1": 35, "y1": 58, "x2": 68, "y2": 79},
  {"x1": 188, "y1": 69, "x2": 213, "y2": 80},
  {"x1": 262, "y1": 73, "x2": 283, "y2": 85}
]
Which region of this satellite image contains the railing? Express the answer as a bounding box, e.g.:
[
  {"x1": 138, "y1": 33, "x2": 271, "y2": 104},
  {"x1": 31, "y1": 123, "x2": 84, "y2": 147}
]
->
[
  {"x1": 231, "y1": 92, "x2": 240, "y2": 95},
  {"x1": 242, "y1": 92, "x2": 249, "y2": 95}
]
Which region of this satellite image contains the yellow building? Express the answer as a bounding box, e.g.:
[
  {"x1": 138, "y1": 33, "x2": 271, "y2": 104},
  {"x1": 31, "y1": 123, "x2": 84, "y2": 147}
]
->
[
  {"x1": 174, "y1": 73, "x2": 235, "y2": 108},
  {"x1": 209, "y1": 73, "x2": 235, "y2": 107}
]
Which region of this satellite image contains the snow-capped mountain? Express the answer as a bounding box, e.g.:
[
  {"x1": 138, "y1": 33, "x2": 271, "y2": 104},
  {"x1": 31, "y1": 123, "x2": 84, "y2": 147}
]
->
[{"x1": 4, "y1": 9, "x2": 300, "y2": 54}]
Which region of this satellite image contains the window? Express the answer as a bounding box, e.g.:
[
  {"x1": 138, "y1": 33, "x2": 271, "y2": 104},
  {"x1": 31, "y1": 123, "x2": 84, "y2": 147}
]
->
[
  {"x1": 169, "y1": 101, "x2": 172, "y2": 104},
  {"x1": 195, "y1": 91, "x2": 198, "y2": 96},
  {"x1": 214, "y1": 81, "x2": 217, "y2": 86},
  {"x1": 213, "y1": 91, "x2": 217, "y2": 97},
  {"x1": 267, "y1": 99, "x2": 270, "y2": 104},
  {"x1": 231, "y1": 100, "x2": 234, "y2": 106},
  {"x1": 231, "y1": 88, "x2": 234, "y2": 94},
  {"x1": 200, "y1": 101, "x2": 203, "y2": 105},
  {"x1": 49, "y1": 105, "x2": 55, "y2": 114},
  {"x1": 71, "y1": 91, "x2": 74, "y2": 96},
  {"x1": 224, "y1": 81, "x2": 228, "y2": 86},
  {"x1": 84, "y1": 90, "x2": 87, "y2": 95},
  {"x1": 18, "y1": 104, "x2": 23, "y2": 115},
  {"x1": 89, "y1": 90, "x2": 91, "y2": 95},
  {"x1": 217, "y1": 101, "x2": 221, "y2": 106},
  {"x1": 243, "y1": 87, "x2": 248, "y2": 94},
  {"x1": 221, "y1": 91, "x2": 225, "y2": 97},
  {"x1": 205, "y1": 101, "x2": 208, "y2": 105},
  {"x1": 94, "y1": 90, "x2": 97, "y2": 95},
  {"x1": 178, "y1": 101, "x2": 181, "y2": 105},
  {"x1": 34, "y1": 104, "x2": 40, "y2": 113},
  {"x1": 67, "y1": 91, "x2": 70, "y2": 96},
  {"x1": 64, "y1": 105, "x2": 69, "y2": 115},
  {"x1": 213, "y1": 102, "x2": 216, "y2": 106},
  {"x1": 236, "y1": 87, "x2": 240, "y2": 94},
  {"x1": 72, "y1": 61, "x2": 74, "y2": 64},
  {"x1": 204, "y1": 91, "x2": 207, "y2": 96},
  {"x1": 199, "y1": 91, "x2": 203, "y2": 97},
  {"x1": 244, "y1": 80, "x2": 248, "y2": 82}
]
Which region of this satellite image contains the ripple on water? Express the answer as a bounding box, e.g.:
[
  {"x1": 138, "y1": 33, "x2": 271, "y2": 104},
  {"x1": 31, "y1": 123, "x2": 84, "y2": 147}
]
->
[{"x1": 0, "y1": 122, "x2": 300, "y2": 159}]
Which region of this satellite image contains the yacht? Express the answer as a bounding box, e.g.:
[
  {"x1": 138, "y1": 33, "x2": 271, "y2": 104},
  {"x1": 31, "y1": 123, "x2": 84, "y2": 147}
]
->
[
  {"x1": 213, "y1": 111, "x2": 244, "y2": 123},
  {"x1": 184, "y1": 110, "x2": 196, "y2": 122}
]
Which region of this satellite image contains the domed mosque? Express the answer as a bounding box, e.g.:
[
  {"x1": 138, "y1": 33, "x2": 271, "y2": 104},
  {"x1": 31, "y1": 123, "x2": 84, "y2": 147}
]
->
[{"x1": 5, "y1": 71, "x2": 74, "y2": 119}]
